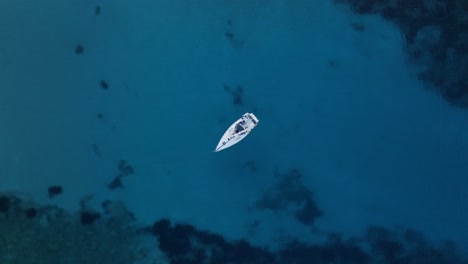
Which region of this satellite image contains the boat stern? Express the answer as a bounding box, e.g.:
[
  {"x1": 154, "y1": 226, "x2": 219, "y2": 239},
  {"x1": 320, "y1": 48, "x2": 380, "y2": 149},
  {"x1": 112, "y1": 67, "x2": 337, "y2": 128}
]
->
[{"x1": 245, "y1": 113, "x2": 259, "y2": 126}]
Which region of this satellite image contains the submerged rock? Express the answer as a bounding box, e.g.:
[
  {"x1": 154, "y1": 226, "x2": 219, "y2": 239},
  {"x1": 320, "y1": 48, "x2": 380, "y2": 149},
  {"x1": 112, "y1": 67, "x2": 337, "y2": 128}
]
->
[
  {"x1": 0, "y1": 195, "x2": 10, "y2": 213},
  {"x1": 25, "y1": 208, "x2": 37, "y2": 218},
  {"x1": 100, "y1": 80, "x2": 109, "y2": 90},
  {"x1": 223, "y1": 83, "x2": 245, "y2": 106},
  {"x1": 74, "y1": 44, "x2": 84, "y2": 55},
  {"x1": 94, "y1": 5, "x2": 101, "y2": 16},
  {"x1": 107, "y1": 175, "x2": 123, "y2": 190},
  {"x1": 48, "y1": 185, "x2": 63, "y2": 198},
  {"x1": 80, "y1": 211, "x2": 100, "y2": 225},
  {"x1": 108, "y1": 160, "x2": 135, "y2": 190}
]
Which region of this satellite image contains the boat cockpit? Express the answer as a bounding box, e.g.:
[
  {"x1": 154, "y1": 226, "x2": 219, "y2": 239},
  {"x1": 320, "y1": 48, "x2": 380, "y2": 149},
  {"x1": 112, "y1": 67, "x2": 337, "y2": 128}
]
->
[{"x1": 235, "y1": 123, "x2": 245, "y2": 133}]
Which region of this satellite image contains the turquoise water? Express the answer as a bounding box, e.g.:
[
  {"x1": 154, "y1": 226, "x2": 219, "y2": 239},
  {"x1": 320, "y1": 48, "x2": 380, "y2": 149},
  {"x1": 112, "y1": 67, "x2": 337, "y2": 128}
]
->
[{"x1": 1, "y1": 1, "x2": 467, "y2": 263}]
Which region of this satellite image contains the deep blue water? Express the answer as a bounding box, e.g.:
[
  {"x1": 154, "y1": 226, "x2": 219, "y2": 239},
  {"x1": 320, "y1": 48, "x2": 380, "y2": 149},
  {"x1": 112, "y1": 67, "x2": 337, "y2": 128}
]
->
[{"x1": 1, "y1": 1, "x2": 467, "y2": 263}]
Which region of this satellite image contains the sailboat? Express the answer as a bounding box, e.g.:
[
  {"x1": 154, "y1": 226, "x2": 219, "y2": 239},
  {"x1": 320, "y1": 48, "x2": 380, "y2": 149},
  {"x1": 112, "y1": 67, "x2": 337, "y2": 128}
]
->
[{"x1": 214, "y1": 113, "x2": 259, "y2": 152}]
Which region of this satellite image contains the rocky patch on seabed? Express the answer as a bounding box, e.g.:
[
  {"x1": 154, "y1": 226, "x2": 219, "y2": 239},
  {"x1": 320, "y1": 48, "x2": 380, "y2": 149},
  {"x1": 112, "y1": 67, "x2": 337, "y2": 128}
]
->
[
  {"x1": 1, "y1": 192, "x2": 467, "y2": 264},
  {"x1": 335, "y1": 0, "x2": 468, "y2": 108}
]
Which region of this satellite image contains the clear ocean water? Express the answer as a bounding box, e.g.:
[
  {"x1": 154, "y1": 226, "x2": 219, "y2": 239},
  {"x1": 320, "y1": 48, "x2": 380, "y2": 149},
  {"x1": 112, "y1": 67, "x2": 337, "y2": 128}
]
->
[{"x1": 1, "y1": 1, "x2": 467, "y2": 263}]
